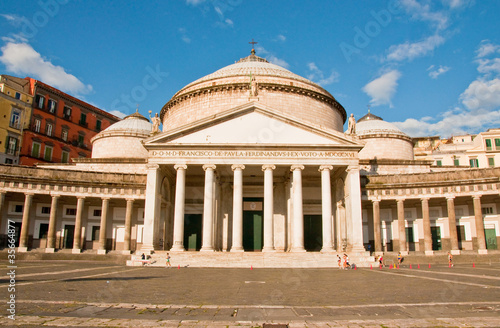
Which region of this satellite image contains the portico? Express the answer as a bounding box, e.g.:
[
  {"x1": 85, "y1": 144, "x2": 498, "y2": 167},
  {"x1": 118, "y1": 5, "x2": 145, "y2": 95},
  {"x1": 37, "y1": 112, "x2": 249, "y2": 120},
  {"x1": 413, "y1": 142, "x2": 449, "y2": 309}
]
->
[{"x1": 140, "y1": 104, "x2": 366, "y2": 255}]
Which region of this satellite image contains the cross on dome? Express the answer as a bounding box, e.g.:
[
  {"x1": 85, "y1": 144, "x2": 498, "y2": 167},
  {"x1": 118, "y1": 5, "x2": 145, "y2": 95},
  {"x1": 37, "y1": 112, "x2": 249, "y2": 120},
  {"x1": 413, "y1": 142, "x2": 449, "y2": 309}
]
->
[{"x1": 249, "y1": 38, "x2": 258, "y2": 55}]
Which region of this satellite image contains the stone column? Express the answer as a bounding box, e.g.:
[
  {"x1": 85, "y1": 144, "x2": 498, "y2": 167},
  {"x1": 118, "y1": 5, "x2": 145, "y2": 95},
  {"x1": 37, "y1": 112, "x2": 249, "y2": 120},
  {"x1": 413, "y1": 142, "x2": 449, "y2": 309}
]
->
[
  {"x1": 290, "y1": 165, "x2": 305, "y2": 252},
  {"x1": 231, "y1": 164, "x2": 245, "y2": 252},
  {"x1": 422, "y1": 197, "x2": 433, "y2": 255},
  {"x1": 372, "y1": 199, "x2": 382, "y2": 255},
  {"x1": 201, "y1": 164, "x2": 216, "y2": 252},
  {"x1": 319, "y1": 165, "x2": 334, "y2": 252},
  {"x1": 473, "y1": 195, "x2": 487, "y2": 254},
  {"x1": 262, "y1": 164, "x2": 276, "y2": 252},
  {"x1": 72, "y1": 197, "x2": 85, "y2": 253},
  {"x1": 346, "y1": 165, "x2": 365, "y2": 253},
  {"x1": 18, "y1": 193, "x2": 34, "y2": 252},
  {"x1": 397, "y1": 199, "x2": 408, "y2": 255},
  {"x1": 142, "y1": 164, "x2": 162, "y2": 252},
  {"x1": 45, "y1": 195, "x2": 60, "y2": 253},
  {"x1": 98, "y1": 198, "x2": 110, "y2": 255},
  {"x1": 123, "y1": 198, "x2": 134, "y2": 254},
  {"x1": 171, "y1": 164, "x2": 187, "y2": 251},
  {"x1": 446, "y1": 196, "x2": 460, "y2": 255}
]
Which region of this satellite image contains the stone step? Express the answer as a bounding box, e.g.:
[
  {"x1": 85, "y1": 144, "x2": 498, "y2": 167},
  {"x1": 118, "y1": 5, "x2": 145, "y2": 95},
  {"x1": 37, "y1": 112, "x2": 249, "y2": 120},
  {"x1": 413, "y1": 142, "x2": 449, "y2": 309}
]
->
[{"x1": 127, "y1": 251, "x2": 376, "y2": 268}]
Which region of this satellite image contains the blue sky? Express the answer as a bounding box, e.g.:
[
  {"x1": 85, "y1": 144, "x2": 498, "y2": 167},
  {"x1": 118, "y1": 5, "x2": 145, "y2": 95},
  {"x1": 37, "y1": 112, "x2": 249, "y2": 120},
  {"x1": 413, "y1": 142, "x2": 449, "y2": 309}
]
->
[{"x1": 1, "y1": 0, "x2": 499, "y2": 137}]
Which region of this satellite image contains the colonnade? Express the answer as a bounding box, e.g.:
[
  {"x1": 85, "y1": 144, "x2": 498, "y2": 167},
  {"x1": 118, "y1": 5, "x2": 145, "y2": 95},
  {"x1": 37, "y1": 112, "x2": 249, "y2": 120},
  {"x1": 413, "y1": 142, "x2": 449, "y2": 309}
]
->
[
  {"x1": 156, "y1": 163, "x2": 365, "y2": 253},
  {"x1": 1, "y1": 191, "x2": 138, "y2": 254},
  {"x1": 371, "y1": 194, "x2": 489, "y2": 255}
]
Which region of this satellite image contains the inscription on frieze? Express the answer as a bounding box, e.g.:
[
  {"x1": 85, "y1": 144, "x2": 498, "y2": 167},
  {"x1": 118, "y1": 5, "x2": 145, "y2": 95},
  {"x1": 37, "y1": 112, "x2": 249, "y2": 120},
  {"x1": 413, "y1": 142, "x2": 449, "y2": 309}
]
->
[{"x1": 151, "y1": 150, "x2": 355, "y2": 158}]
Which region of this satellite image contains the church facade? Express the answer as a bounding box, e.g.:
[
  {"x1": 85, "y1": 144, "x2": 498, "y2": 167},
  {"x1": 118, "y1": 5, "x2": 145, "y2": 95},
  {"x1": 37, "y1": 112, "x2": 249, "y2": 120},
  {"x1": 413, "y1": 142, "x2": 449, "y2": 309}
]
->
[{"x1": 0, "y1": 51, "x2": 498, "y2": 266}]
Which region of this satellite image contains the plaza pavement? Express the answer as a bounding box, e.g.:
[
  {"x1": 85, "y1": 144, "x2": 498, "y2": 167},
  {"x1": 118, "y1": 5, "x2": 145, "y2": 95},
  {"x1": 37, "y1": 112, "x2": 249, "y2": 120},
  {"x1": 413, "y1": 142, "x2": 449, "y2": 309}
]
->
[{"x1": 1, "y1": 260, "x2": 500, "y2": 327}]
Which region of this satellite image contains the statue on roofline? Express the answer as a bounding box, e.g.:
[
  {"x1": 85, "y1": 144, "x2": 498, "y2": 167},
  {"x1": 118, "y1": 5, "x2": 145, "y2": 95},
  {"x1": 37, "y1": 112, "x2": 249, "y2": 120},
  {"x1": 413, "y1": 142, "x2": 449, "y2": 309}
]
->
[
  {"x1": 149, "y1": 111, "x2": 161, "y2": 134},
  {"x1": 347, "y1": 113, "x2": 356, "y2": 135}
]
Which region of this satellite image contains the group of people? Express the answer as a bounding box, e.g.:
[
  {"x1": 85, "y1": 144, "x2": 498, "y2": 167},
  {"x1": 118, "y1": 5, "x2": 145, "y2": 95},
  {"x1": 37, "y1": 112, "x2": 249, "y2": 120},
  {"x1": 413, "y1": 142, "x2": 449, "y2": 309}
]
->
[{"x1": 337, "y1": 253, "x2": 353, "y2": 269}]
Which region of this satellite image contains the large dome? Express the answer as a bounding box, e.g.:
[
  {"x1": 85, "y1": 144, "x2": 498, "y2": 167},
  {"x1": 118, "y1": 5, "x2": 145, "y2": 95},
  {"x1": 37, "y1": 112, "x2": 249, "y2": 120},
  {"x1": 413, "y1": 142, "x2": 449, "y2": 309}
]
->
[
  {"x1": 91, "y1": 111, "x2": 152, "y2": 159},
  {"x1": 160, "y1": 51, "x2": 347, "y2": 132}
]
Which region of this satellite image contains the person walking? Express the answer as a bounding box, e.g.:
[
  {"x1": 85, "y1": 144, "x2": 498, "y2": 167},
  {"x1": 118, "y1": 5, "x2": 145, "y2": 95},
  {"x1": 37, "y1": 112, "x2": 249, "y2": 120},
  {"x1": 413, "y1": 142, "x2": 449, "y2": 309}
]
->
[
  {"x1": 448, "y1": 252, "x2": 454, "y2": 267},
  {"x1": 379, "y1": 254, "x2": 384, "y2": 268},
  {"x1": 166, "y1": 253, "x2": 171, "y2": 268},
  {"x1": 337, "y1": 254, "x2": 342, "y2": 269}
]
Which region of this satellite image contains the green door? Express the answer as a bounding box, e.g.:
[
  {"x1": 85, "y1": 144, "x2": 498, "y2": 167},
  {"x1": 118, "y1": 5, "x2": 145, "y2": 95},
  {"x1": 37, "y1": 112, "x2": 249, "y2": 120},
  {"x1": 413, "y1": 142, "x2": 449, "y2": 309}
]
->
[
  {"x1": 184, "y1": 214, "x2": 202, "y2": 251},
  {"x1": 243, "y1": 211, "x2": 263, "y2": 251},
  {"x1": 304, "y1": 215, "x2": 322, "y2": 252},
  {"x1": 63, "y1": 225, "x2": 75, "y2": 249},
  {"x1": 485, "y1": 228, "x2": 498, "y2": 250},
  {"x1": 431, "y1": 227, "x2": 441, "y2": 250}
]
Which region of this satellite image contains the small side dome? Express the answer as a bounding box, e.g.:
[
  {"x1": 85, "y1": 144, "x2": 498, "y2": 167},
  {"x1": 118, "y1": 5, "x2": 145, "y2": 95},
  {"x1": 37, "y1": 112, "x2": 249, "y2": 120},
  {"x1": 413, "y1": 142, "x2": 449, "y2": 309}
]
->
[
  {"x1": 354, "y1": 112, "x2": 414, "y2": 160},
  {"x1": 91, "y1": 111, "x2": 152, "y2": 159}
]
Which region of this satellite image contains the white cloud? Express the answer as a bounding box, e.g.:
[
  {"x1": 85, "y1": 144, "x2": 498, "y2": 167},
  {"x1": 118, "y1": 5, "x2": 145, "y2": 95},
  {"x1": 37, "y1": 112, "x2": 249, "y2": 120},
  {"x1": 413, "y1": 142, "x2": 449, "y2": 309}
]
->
[
  {"x1": 277, "y1": 34, "x2": 286, "y2": 42},
  {"x1": 394, "y1": 108, "x2": 500, "y2": 137},
  {"x1": 460, "y1": 78, "x2": 500, "y2": 111},
  {"x1": 442, "y1": 0, "x2": 470, "y2": 9},
  {"x1": 428, "y1": 65, "x2": 451, "y2": 79},
  {"x1": 476, "y1": 41, "x2": 500, "y2": 58},
  {"x1": 386, "y1": 34, "x2": 445, "y2": 62},
  {"x1": 108, "y1": 110, "x2": 127, "y2": 119},
  {"x1": 400, "y1": 0, "x2": 449, "y2": 30},
  {"x1": 362, "y1": 70, "x2": 401, "y2": 107},
  {"x1": 255, "y1": 45, "x2": 289, "y2": 69},
  {"x1": 224, "y1": 18, "x2": 233, "y2": 27},
  {"x1": 185, "y1": 0, "x2": 205, "y2": 5},
  {"x1": 0, "y1": 42, "x2": 92, "y2": 95},
  {"x1": 178, "y1": 28, "x2": 191, "y2": 44},
  {"x1": 1, "y1": 14, "x2": 18, "y2": 21},
  {"x1": 476, "y1": 58, "x2": 500, "y2": 75},
  {"x1": 306, "y1": 62, "x2": 339, "y2": 86}
]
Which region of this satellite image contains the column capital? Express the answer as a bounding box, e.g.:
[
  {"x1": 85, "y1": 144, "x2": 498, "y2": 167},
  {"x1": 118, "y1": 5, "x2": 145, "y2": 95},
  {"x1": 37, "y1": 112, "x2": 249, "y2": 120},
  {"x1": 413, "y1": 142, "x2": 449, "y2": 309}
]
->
[
  {"x1": 371, "y1": 198, "x2": 381, "y2": 204},
  {"x1": 231, "y1": 164, "x2": 245, "y2": 171},
  {"x1": 396, "y1": 198, "x2": 405, "y2": 204},
  {"x1": 202, "y1": 164, "x2": 216, "y2": 171},
  {"x1": 24, "y1": 192, "x2": 35, "y2": 197},
  {"x1": 472, "y1": 194, "x2": 482, "y2": 200},
  {"x1": 319, "y1": 165, "x2": 333, "y2": 171},
  {"x1": 49, "y1": 193, "x2": 61, "y2": 198},
  {"x1": 290, "y1": 164, "x2": 305, "y2": 171},
  {"x1": 146, "y1": 163, "x2": 160, "y2": 170},
  {"x1": 174, "y1": 164, "x2": 187, "y2": 171},
  {"x1": 77, "y1": 196, "x2": 86, "y2": 200},
  {"x1": 446, "y1": 195, "x2": 456, "y2": 200},
  {"x1": 125, "y1": 198, "x2": 135, "y2": 203},
  {"x1": 101, "y1": 197, "x2": 111, "y2": 201},
  {"x1": 262, "y1": 164, "x2": 276, "y2": 171},
  {"x1": 346, "y1": 165, "x2": 360, "y2": 173}
]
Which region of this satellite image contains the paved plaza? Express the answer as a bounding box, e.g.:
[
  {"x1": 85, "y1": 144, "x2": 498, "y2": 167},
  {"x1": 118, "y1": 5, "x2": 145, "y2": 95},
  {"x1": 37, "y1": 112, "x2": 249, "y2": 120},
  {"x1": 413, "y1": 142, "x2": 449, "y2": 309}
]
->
[{"x1": 1, "y1": 259, "x2": 500, "y2": 327}]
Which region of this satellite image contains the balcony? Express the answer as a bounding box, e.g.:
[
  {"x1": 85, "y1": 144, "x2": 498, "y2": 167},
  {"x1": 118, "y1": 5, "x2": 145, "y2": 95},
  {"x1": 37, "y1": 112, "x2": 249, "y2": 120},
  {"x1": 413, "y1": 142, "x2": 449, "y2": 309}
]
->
[{"x1": 9, "y1": 121, "x2": 21, "y2": 130}]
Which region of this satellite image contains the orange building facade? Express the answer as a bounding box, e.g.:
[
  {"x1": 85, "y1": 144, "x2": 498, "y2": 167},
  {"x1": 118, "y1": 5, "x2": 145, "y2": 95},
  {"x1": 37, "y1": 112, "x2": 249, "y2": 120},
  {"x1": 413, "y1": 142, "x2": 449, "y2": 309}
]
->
[{"x1": 19, "y1": 78, "x2": 120, "y2": 166}]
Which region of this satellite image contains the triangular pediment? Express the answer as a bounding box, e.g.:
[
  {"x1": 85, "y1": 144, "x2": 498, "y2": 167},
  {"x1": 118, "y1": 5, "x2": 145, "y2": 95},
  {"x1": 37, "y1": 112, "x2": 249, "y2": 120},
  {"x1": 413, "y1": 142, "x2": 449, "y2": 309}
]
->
[{"x1": 143, "y1": 102, "x2": 362, "y2": 149}]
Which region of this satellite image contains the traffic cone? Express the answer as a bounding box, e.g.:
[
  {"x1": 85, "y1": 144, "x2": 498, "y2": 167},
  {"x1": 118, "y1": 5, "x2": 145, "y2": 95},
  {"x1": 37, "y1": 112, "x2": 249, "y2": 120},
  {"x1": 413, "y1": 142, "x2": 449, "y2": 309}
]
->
[
  {"x1": 428, "y1": 263, "x2": 431, "y2": 269},
  {"x1": 178, "y1": 265, "x2": 180, "y2": 269},
  {"x1": 397, "y1": 264, "x2": 400, "y2": 269},
  {"x1": 370, "y1": 264, "x2": 373, "y2": 270},
  {"x1": 389, "y1": 264, "x2": 393, "y2": 269},
  {"x1": 472, "y1": 263, "x2": 475, "y2": 268},
  {"x1": 417, "y1": 264, "x2": 420, "y2": 269},
  {"x1": 409, "y1": 264, "x2": 412, "y2": 269},
  {"x1": 251, "y1": 265, "x2": 253, "y2": 270}
]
